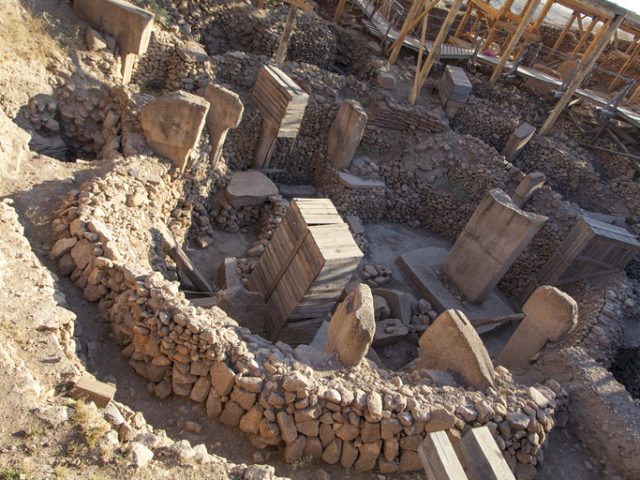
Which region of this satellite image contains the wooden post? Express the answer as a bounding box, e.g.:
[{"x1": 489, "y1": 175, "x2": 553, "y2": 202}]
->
[
  {"x1": 388, "y1": 0, "x2": 439, "y2": 65},
  {"x1": 274, "y1": 6, "x2": 299, "y2": 64},
  {"x1": 408, "y1": 0, "x2": 463, "y2": 104},
  {"x1": 453, "y1": 2, "x2": 474, "y2": 39},
  {"x1": 540, "y1": 14, "x2": 625, "y2": 135},
  {"x1": 609, "y1": 40, "x2": 640, "y2": 90},
  {"x1": 548, "y1": 10, "x2": 577, "y2": 58},
  {"x1": 580, "y1": 16, "x2": 613, "y2": 61},
  {"x1": 489, "y1": 0, "x2": 541, "y2": 84},
  {"x1": 571, "y1": 16, "x2": 597, "y2": 55},
  {"x1": 531, "y1": 0, "x2": 554, "y2": 31},
  {"x1": 333, "y1": 0, "x2": 347, "y2": 23},
  {"x1": 625, "y1": 36, "x2": 638, "y2": 54},
  {"x1": 413, "y1": 11, "x2": 430, "y2": 93},
  {"x1": 482, "y1": 0, "x2": 515, "y2": 50}
]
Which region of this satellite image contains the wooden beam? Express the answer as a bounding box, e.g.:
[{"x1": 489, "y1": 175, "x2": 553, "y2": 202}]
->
[
  {"x1": 581, "y1": 16, "x2": 612, "y2": 61},
  {"x1": 631, "y1": 83, "x2": 640, "y2": 103},
  {"x1": 482, "y1": 0, "x2": 515, "y2": 50},
  {"x1": 274, "y1": 6, "x2": 299, "y2": 64},
  {"x1": 461, "y1": 426, "x2": 516, "y2": 480},
  {"x1": 453, "y1": 2, "x2": 474, "y2": 39},
  {"x1": 540, "y1": 13, "x2": 625, "y2": 135},
  {"x1": 571, "y1": 16, "x2": 597, "y2": 55},
  {"x1": 388, "y1": 0, "x2": 439, "y2": 64},
  {"x1": 532, "y1": 0, "x2": 554, "y2": 31},
  {"x1": 548, "y1": 10, "x2": 577, "y2": 58},
  {"x1": 408, "y1": 0, "x2": 463, "y2": 104},
  {"x1": 333, "y1": 0, "x2": 347, "y2": 23},
  {"x1": 413, "y1": 10, "x2": 430, "y2": 98},
  {"x1": 489, "y1": 0, "x2": 541, "y2": 84},
  {"x1": 609, "y1": 40, "x2": 640, "y2": 90},
  {"x1": 576, "y1": 12, "x2": 584, "y2": 37}
]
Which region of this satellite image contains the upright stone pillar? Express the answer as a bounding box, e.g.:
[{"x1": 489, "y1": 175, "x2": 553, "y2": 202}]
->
[
  {"x1": 511, "y1": 171, "x2": 545, "y2": 207},
  {"x1": 502, "y1": 122, "x2": 536, "y2": 161},
  {"x1": 202, "y1": 83, "x2": 244, "y2": 168},
  {"x1": 444, "y1": 189, "x2": 547, "y2": 304},
  {"x1": 497, "y1": 286, "x2": 577, "y2": 370},
  {"x1": 327, "y1": 100, "x2": 367, "y2": 169}
]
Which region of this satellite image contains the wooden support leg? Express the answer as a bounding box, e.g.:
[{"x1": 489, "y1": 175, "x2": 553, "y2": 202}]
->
[
  {"x1": 274, "y1": 6, "x2": 299, "y2": 64},
  {"x1": 333, "y1": 0, "x2": 348, "y2": 23},
  {"x1": 253, "y1": 119, "x2": 280, "y2": 169}
]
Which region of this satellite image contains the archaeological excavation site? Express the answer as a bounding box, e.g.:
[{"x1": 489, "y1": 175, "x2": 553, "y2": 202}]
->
[{"x1": 2, "y1": 0, "x2": 640, "y2": 478}]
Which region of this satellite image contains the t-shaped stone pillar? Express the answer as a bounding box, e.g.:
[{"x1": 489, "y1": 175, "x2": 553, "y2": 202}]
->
[
  {"x1": 511, "y1": 171, "x2": 545, "y2": 208},
  {"x1": 202, "y1": 83, "x2": 244, "y2": 169},
  {"x1": 497, "y1": 286, "x2": 577, "y2": 370},
  {"x1": 327, "y1": 100, "x2": 367, "y2": 170},
  {"x1": 444, "y1": 189, "x2": 547, "y2": 304},
  {"x1": 502, "y1": 122, "x2": 536, "y2": 162}
]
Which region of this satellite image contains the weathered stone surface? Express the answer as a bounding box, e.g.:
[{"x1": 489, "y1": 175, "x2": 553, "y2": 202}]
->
[
  {"x1": 130, "y1": 441, "x2": 154, "y2": 468},
  {"x1": 444, "y1": 189, "x2": 547, "y2": 303},
  {"x1": 502, "y1": 122, "x2": 536, "y2": 162},
  {"x1": 424, "y1": 408, "x2": 456, "y2": 432},
  {"x1": 340, "y1": 440, "x2": 358, "y2": 468},
  {"x1": 418, "y1": 309, "x2": 495, "y2": 390},
  {"x1": 498, "y1": 286, "x2": 578, "y2": 370},
  {"x1": 202, "y1": 83, "x2": 244, "y2": 167},
  {"x1": 354, "y1": 442, "x2": 381, "y2": 471},
  {"x1": 277, "y1": 412, "x2": 298, "y2": 443},
  {"x1": 177, "y1": 40, "x2": 208, "y2": 63},
  {"x1": 327, "y1": 100, "x2": 367, "y2": 169},
  {"x1": 512, "y1": 171, "x2": 545, "y2": 207},
  {"x1": 282, "y1": 371, "x2": 309, "y2": 392},
  {"x1": 219, "y1": 400, "x2": 244, "y2": 427},
  {"x1": 373, "y1": 288, "x2": 417, "y2": 325},
  {"x1": 210, "y1": 361, "x2": 235, "y2": 396},
  {"x1": 239, "y1": 407, "x2": 263, "y2": 434},
  {"x1": 284, "y1": 436, "x2": 306, "y2": 463},
  {"x1": 140, "y1": 91, "x2": 210, "y2": 171},
  {"x1": 224, "y1": 171, "x2": 278, "y2": 208},
  {"x1": 324, "y1": 283, "x2": 375, "y2": 366}
]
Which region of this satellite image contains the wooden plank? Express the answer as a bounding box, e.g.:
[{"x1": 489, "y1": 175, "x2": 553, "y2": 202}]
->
[
  {"x1": 418, "y1": 431, "x2": 469, "y2": 480},
  {"x1": 460, "y1": 426, "x2": 515, "y2": 480},
  {"x1": 70, "y1": 375, "x2": 116, "y2": 408}
]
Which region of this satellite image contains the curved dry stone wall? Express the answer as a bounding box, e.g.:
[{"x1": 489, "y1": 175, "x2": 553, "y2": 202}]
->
[{"x1": 51, "y1": 155, "x2": 564, "y2": 475}]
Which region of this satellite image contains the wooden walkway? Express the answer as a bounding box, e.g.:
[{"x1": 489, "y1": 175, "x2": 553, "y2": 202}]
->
[
  {"x1": 476, "y1": 54, "x2": 640, "y2": 129},
  {"x1": 355, "y1": 0, "x2": 474, "y2": 60}
]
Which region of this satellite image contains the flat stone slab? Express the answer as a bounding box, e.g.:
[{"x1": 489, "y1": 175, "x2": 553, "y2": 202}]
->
[
  {"x1": 338, "y1": 171, "x2": 385, "y2": 190},
  {"x1": 397, "y1": 247, "x2": 516, "y2": 333},
  {"x1": 224, "y1": 171, "x2": 278, "y2": 208}
]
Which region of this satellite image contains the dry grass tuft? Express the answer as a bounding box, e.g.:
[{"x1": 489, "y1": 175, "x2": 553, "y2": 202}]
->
[
  {"x1": 71, "y1": 400, "x2": 111, "y2": 449},
  {"x1": 0, "y1": 5, "x2": 58, "y2": 66}
]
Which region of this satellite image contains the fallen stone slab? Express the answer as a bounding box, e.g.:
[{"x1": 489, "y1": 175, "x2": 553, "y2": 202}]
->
[
  {"x1": 224, "y1": 171, "x2": 279, "y2": 208},
  {"x1": 418, "y1": 309, "x2": 495, "y2": 390},
  {"x1": 397, "y1": 247, "x2": 516, "y2": 334},
  {"x1": 140, "y1": 91, "x2": 210, "y2": 171},
  {"x1": 337, "y1": 171, "x2": 385, "y2": 190},
  {"x1": 70, "y1": 375, "x2": 116, "y2": 408},
  {"x1": 373, "y1": 288, "x2": 417, "y2": 325},
  {"x1": 324, "y1": 283, "x2": 375, "y2": 366}
]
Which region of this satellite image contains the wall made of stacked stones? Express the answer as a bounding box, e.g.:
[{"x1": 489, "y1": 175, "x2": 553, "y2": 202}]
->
[{"x1": 50, "y1": 155, "x2": 561, "y2": 475}]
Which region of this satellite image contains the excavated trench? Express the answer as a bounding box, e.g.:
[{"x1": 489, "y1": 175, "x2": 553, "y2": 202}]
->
[{"x1": 611, "y1": 347, "x2": 640, "y2": 399}]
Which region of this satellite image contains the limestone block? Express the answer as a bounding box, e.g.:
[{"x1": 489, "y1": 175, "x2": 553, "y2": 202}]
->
[
  {"x1": 418, "y1": 309, "x2": 495, "y2": 390},
  {"x1": 74, "y1": 0, "x2": 153, "y2": 55},
  {"x1": 497, "y1": 286, "x2": 578, "y2": 370},
  {"x1": 502, "y1": 122, "x2": 536, "y2": 162},
  {"x1": 324, "y1": 283, "x2": 375, "y2": 366},
  {"x1": 223, "y1": 171, "x2": 278, "y2": 208},
  {"x1": 140, "y1": 91, "x2": 210, "y2": 171},
  {"x1": 444, "y1": 189, "x2": 547, "y2": 304},
  {"x1": 512, "y1": 171, "x2": 545, "y2": 208},
  {"x1": 327, "y1": 100, "x2": 367, "y2": 170},
  {"x1": 202, "y1": 83, "x2": 244, "y2": 168},
  {"x1": 74, "y1": 0, "x2": 153, "y2": 82}
]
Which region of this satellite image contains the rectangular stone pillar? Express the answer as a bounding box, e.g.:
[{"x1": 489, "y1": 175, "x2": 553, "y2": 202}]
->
[
  {"x1": 444, "y1": 189, "x2": 547, "y2": 304},
  {"x1": 327, "y1": 100, "x2": 367, "y2": 169},
  {"x1": 502, "y1": 122, "x2": 536, "y2": 162}
]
